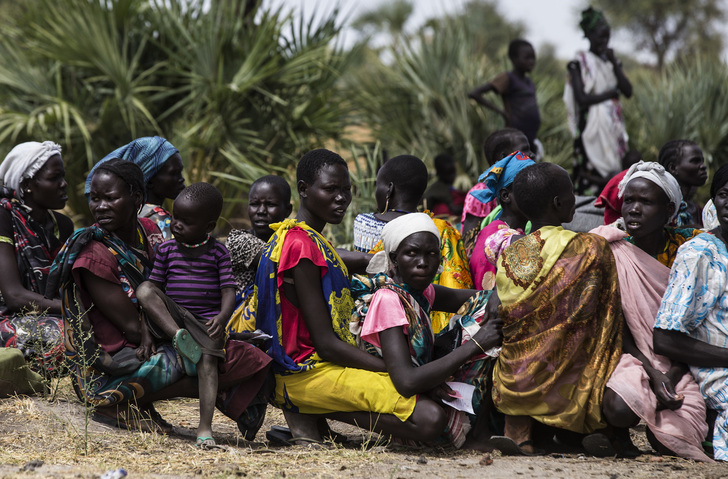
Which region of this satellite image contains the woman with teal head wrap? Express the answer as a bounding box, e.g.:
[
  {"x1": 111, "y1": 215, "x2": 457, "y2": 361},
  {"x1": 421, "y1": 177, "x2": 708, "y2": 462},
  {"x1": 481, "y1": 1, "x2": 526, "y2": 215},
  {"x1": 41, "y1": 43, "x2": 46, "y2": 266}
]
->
[
  {"x1": 468, "y1": 151, "x2": 534, "y2": 290},
  {"x1": 85, "y1": 136, "x2": 185, "y2": 239}
]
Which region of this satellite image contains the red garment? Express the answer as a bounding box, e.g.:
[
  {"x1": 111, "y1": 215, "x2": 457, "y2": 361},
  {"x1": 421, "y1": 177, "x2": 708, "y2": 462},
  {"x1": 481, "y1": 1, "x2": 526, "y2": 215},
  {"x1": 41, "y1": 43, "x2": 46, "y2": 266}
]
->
[
  {"x1": 71, "y1": 218, "x2": 161, "y2": 355},
  {"x1": 595, "y1": 170, "x2": 628, "y2": 224},
  {"x1": 276, "y1": 228, "x2": 328, "y2": 365}
]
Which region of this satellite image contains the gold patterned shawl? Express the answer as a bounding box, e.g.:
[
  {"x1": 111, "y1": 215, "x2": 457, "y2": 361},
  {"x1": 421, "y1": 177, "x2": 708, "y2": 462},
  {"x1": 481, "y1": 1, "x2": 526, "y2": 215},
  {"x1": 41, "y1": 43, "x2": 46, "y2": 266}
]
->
[{"x1": 493, "y1": 226, "x2": 623, "y2": 433}]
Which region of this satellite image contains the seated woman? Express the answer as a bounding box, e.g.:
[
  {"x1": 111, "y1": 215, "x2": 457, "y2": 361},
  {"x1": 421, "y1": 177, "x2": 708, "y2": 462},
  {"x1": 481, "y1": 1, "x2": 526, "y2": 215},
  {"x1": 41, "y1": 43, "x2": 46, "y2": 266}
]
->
[
  {"x1": 0, "y1": 141, "x2": 74, "y2": 373},
  {"x1": 353, "y1": 155, "x2": 472, "y2": 333},
  {"x1": 227, "y1": 175, "x2": 293, "y2": 296},
  {"x1": 255, "y1": 149, "x2": 452, "y2": 444},
  {"x1": 591, "y1": 162, "x2": 711, "y2": 461},
  {"x1": 468, "y1": 151, "x2": 533, "y2": 290},
  {"x1": 653, "y1": 165, "x2": 728, "y2": 462},
  {"x1": 620, "y1": 161, "x2": 699, "y2": 265},
  {"x1": 47, "y1": 159, "x2": 271, "y2": 434},
  {"x1": 657, "y1": 140, "x2": 708, "y2": 228},
  {"x1": 491, "y1": 162, "x2": 623, "y2": 455},
  {"x1": 351, "y1": 213, "x2": 502, "y2": 449},
  {"x1": 84, "y1": 136, "x2": 185, "y2": 240},
  {"x1": 461, "y1": 128, "x2": 532, "y2": 256}
]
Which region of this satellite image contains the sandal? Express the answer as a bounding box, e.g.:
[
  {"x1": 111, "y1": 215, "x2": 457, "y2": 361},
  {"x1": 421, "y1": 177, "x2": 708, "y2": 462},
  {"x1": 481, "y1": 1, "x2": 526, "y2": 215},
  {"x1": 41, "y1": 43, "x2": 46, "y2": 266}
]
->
[
  {"x1": 488, "y1": 436, "x2": 545, "y2": 456},
  {"x1": 195, "y1": 436, "x2": 225, "y2": 450},
  {"x1": 265, "y1": 426, "x2": 295, "y2": 446},
  {"x1": 174, "y1": 329, "x2": 201, "y2": 364},
  {"x1": 582, "y1": 433, "x2": 617, "y2": 458}
]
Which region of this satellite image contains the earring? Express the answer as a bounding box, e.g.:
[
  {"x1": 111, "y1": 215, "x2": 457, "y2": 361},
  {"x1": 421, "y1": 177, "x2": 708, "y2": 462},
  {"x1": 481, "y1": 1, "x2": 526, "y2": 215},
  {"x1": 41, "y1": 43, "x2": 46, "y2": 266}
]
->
[
  {"x1": 383, "y1": 196, "x2": 390, "y2": 213},
  {"x1": 25, "y1": 189, "x2": 31, "y2": 194}
]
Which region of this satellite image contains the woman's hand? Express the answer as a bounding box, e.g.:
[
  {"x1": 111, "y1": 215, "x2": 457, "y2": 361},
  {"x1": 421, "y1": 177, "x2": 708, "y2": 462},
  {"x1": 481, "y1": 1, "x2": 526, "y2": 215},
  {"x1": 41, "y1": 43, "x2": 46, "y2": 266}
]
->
[
  {"x1": 425, "y1": 383, "x2": 455, "y2": 403},
  {"x1": 136, "y1": 320, "x2": 156, "y2": 362},
  {"x1": 605, "y1": 48, "x2": 617, "y2": 65},
  {"x1": 472, "y1": 316, "x2": 503, "y2": 352},
  {"x1": 648, "y1": 369, "x2": 684, "y2": 411}
]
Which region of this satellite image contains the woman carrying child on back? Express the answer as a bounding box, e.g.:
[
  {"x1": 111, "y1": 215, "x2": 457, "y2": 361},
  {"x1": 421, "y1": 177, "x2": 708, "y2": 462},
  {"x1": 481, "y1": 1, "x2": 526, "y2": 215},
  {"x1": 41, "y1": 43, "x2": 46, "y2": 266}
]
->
[{"x1": 351, "y1": 213, "x2": 503, "y2": 450}]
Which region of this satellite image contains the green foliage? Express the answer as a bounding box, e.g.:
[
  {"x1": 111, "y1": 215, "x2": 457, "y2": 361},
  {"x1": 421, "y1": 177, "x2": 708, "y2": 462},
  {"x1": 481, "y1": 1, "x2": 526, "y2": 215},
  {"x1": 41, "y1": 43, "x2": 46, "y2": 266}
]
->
[
  {"x1": 346, "y1": 2, "x2": 571, "y2": 190},
  {"x1": 625, "y1": 59, "x2": 728, "y2": 168},
  {"x1": 589, "y1": 0, "x2": 725, "y2": 70},
  {"x1": 0, "y1": 0, "x2": 354, "y2": 225}
]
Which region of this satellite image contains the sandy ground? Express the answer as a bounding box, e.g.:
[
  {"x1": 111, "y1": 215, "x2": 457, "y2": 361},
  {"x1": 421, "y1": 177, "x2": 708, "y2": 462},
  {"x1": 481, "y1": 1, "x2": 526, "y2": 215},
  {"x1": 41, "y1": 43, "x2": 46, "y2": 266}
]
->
[{"x1": 0, "y1": 381, "x2": 726, "y2": 479}]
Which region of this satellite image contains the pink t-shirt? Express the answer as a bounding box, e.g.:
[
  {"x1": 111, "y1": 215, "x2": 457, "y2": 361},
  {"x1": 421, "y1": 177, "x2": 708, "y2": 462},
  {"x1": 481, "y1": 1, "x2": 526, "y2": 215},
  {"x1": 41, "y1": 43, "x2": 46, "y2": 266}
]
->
[{"x1": 360, "y1": 284, "x2": 435, "y2": 348}]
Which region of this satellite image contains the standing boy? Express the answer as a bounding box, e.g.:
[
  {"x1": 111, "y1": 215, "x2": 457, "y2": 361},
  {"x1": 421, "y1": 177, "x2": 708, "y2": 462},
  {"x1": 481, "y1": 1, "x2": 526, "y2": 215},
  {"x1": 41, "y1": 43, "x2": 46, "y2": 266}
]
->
[{"x1": 469, "y1": 39, "x2": 541, "y2": 157}]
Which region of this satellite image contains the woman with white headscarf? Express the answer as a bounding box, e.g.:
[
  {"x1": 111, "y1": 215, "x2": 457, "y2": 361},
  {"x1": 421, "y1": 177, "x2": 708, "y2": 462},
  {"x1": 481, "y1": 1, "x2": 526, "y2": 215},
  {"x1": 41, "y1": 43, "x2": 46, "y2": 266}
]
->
[
  {"x1": 617, "y1": 161, "x2": 699, "y2": 268},
  {"x1": 350, "y1": 213, "x2": 502, "y2": 450},
  {"x1": 589, "y1": 161, "x2": 711, "y2": 460},
  {"x1": 0, "y1": 141, "x2": 74, "y2": 378}
]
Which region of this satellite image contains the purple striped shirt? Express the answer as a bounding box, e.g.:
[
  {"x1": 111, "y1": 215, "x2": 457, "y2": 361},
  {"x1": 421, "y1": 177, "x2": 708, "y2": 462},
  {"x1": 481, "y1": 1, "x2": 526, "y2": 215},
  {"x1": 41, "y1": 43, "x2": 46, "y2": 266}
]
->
[{"x1": 149, "y1": 239, "x2": 235, "y2": 320}]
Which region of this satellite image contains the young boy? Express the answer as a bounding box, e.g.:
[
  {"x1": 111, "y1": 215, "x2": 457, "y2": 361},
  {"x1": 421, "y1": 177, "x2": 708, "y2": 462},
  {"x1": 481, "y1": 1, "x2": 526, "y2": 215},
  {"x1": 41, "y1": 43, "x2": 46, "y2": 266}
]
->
[
  {"x1": 468, "y1": 39, "x2": 541, "y2": 156},
  {"x1": 136, "y1": 182, "x2": 235, "y2": 449}
]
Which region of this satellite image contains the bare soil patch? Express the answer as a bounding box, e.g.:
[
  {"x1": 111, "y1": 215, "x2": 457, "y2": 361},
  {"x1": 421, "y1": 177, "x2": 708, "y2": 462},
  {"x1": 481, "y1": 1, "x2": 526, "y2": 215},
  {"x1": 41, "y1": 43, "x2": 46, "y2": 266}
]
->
[{"x1": 0, "y1": 379, "x2": 725, "y2": 478}]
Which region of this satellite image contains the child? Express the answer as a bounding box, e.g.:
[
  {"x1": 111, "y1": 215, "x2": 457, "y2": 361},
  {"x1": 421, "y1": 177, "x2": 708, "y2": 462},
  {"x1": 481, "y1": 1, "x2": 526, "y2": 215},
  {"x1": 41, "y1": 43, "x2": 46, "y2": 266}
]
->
[
  {"x1": 136, "y1": 182, "x2": 235, "y2": 449},
  {"x1": 657, "y1": 140, "x2": 708, "y2": 227},
  {"x1": 422, "y1": 153, "x2": 465, "y2": 218},
  {"x1": 469, "y1": 39, "x2": 541, "y2": 155},
  {"x1": 461, "y1": 128, "x2": 532, "y2": 255}
]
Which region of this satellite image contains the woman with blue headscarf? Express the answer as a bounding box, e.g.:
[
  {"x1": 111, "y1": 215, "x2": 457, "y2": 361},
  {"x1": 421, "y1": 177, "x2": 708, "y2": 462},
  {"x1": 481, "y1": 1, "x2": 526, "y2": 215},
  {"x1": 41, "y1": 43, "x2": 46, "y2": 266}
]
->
[
  {"x1": 85, "y1": 137, "x2": 184, "y2": 240},
  {"x1": 468, "y1": 151, "x2": 534, "y2": 290}
]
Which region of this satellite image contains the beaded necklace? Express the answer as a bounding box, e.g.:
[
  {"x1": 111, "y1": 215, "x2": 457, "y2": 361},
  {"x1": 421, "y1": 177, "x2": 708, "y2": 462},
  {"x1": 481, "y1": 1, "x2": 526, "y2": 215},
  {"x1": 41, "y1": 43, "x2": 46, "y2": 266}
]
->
[{"x1": 180, "y1": 234, "x2": 211, "y2": 249}]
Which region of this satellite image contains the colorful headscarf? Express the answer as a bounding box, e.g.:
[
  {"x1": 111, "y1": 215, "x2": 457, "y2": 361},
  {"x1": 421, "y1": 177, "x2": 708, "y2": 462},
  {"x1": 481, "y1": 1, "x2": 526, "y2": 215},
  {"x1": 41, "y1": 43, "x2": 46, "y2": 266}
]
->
[
  {"x1": 0, "y1": 141, "x2": 62, "y2": 200},
  {"x1": 580, "y1": 7, "x2": 608, "y2": 35},
  {"x1": 84, "y1": 136, "x2": 179, "y2": 196},
  {"x1": 366, "y1": 212, "x2": 442, "y2": 275},
  {"x1": 469, "y1": 151, "x2": 535, "y2": 205},
  {"x1": 618, "y1": 161, "x2": 682, "y2": 221}
]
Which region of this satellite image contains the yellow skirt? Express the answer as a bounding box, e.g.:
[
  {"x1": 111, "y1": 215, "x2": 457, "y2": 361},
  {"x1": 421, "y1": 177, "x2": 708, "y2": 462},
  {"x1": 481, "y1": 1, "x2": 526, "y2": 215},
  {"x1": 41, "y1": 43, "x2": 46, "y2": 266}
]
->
[{"x1": 274, "y1": 362, "x2": 417, "y2": 422}]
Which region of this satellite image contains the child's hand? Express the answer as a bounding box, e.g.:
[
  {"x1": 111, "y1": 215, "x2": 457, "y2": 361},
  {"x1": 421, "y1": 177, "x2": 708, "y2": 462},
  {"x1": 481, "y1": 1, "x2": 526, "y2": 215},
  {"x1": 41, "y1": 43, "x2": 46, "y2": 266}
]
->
[{"x1": 206, "y1": 314, "x2": 226, "y2": 340}]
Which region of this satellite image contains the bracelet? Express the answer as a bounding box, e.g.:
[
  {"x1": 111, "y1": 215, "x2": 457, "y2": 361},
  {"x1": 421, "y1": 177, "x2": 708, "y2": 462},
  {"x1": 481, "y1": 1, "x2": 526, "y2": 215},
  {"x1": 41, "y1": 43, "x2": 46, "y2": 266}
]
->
[{"x1": 471, "y1": 337, "x2": 486, "y2": 354}]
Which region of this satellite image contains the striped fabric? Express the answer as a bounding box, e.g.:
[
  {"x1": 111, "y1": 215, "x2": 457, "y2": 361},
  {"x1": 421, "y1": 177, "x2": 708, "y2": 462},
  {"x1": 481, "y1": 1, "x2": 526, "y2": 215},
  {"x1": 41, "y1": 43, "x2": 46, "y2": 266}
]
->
[{"x1": 148, "y1": 239, "x2": 235, "y2": 320}]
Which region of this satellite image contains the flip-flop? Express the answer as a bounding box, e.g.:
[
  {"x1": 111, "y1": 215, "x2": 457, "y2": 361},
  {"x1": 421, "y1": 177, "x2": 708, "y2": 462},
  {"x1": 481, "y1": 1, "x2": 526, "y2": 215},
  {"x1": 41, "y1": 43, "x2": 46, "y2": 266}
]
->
[
  {"x1": 267, "y1": 425, "x2": 348, "y2": 445},
  {"x1": 265, "y1": 427, "x2": 295, "y2": 446},
  {"x1": 195, "y1": 436, "x2": 225, "y2": 450},
  {"x1": 582, "y1": 433, "x2": 617, "y2": 458},
  {"x1": 488, "y1": 436, "x2": 544, "y2": 456},
  {"x1": 174, "y1": 329, "x2": 201, "y2": 364}
]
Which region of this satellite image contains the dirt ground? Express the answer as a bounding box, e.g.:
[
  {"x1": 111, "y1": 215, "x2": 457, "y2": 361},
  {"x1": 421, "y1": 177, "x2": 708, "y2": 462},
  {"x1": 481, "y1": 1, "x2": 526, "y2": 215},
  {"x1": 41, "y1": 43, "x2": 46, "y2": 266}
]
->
[{"x1": 0, "y1": 380, "x2": 726, "y2": 479}]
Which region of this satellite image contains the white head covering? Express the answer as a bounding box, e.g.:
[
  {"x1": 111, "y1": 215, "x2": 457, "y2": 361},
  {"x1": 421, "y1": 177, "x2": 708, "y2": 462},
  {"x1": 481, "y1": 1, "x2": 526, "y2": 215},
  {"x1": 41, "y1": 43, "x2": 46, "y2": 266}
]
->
[
  {"x1": 617, "y1": 161, "x2": 682, "y2": 221},
  {"x1": 366, "y1": 212, "x2": 442, "y2": 275},
  {"x1": 0, "y1": 141, "x2": 62, "y2": 200}
]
